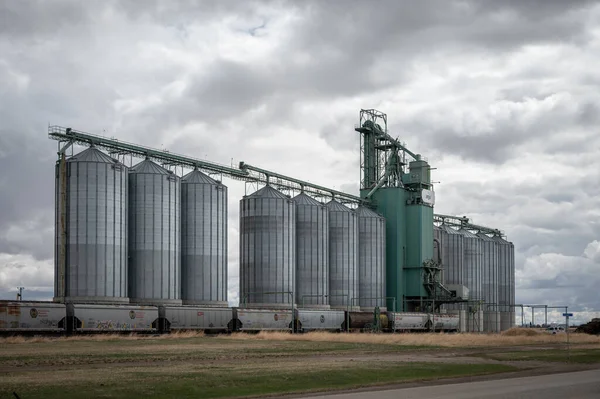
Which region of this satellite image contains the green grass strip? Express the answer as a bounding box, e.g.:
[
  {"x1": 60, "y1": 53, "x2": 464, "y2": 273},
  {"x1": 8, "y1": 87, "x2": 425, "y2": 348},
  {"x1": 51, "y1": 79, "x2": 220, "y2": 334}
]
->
[
  {"x1": 480, "y1": 348, "x2": 600, "y2": 364},
  {"x1": 3, "y1": 362, "x2": 516, "y2": 399}
]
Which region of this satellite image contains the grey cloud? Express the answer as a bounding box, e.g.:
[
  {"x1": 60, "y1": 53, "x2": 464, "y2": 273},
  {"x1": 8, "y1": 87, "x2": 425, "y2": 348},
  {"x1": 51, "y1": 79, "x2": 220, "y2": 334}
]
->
[
  {"x1": 339, "y1": 183, "x2": 359, "y2": 197},
  {"x1": 407, "y1": 94, "x2": 600, "y2": 165},
  {"x1": 186, "y1": 60, "x2": 277, "y2": 120},
  {"x1": 0, "y1": 219, "x2": 54, "y2": 261},
  {"x1": 577, "y1": 102, "x2": 600, "y2": 126},
  {"x1": 113, "y1": 0, "x2": 275, "y2": 25},
  {"x1": 296, "y1": 0, "x2": 593, "y2": 59},
  {"x1": 0, "y1": 136, "x2": 55, "y2": 227},
  {"x1": 0, "y1": 1, "x2": 92, "y2": 40},
  {"x1": 432, "y1": 130, "x2": 516, "y2": 164},
  {"x1": 516, "y1": 244, "x2": 600, "y2": 313}
]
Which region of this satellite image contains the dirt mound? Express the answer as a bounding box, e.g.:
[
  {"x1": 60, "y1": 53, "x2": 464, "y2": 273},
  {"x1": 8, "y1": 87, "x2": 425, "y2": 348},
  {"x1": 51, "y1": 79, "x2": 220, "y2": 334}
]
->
[
  {"x1": 500, "y1": 327, "x2": 540, "y2": 337},
  {"x1": 575, "y1": 319, "x2": 600, "y2": 335}
]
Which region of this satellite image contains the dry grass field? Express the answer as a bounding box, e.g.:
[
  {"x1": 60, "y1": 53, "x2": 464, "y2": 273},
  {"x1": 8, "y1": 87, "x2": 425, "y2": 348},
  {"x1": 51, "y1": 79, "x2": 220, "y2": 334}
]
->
[
  {"x1": 224, "y1": 328, "x2": 600, "y2": 347},
  {"x1": 1, "y1": 330, "x2": 599, "y2": 399}
]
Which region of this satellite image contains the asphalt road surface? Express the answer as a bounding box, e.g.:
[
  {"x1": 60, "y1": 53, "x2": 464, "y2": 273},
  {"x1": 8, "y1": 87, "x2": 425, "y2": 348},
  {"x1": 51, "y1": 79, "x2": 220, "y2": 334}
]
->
[{"x1": 303, "y1": 369, "x2": 600, "y2": 399}]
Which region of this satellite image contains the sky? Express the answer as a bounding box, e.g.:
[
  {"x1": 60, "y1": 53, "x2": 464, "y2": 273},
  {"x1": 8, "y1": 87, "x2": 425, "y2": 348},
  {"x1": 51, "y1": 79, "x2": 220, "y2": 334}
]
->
[{"x1": 1, "y1": 0, "x2": 599, "y2": 325}]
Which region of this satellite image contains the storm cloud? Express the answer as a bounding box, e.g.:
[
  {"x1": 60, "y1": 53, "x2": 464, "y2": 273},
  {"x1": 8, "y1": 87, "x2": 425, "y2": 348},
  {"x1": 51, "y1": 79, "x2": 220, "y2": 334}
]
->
[{"x1": 1, "y1": 0, "x2": 599, "y2": 324}]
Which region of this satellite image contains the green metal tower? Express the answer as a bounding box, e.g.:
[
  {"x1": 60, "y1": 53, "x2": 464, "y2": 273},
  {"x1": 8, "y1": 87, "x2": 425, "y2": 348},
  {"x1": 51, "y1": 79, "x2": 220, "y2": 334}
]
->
[{"x1": 355, "y1": 109, "x2": 436, "y2": 311}]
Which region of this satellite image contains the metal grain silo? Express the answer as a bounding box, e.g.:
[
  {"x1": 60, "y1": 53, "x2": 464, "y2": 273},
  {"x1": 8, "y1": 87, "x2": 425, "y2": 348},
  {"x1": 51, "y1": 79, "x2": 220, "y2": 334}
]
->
[
  {"x1": 294, "y1": 193, "x2": 329, "y2": 309},
  {"x1": 55, "y1": 147, "x2": 129, "y2": 303},
  {"x1": 441, "y1": 225, "x2": 464, "y2": 286},
  {"x1": 494, "y1": 235, "x2": 512, "y2": 331},
  {"x1": 460, "y1": 229, "x2": 483, "y2": 304},
  {"x1": 327, "y1": 200, "x2": 359, "y2": 311},
  {"x1": 240, "y1": 185, "x2": 295, "y2": 308},
  {"x1": 478, "y1": 232, "x2": 499, "y2": 332},
  {"x1": 128, "y1": 159, "x2": 181, "y2": 305},
  {"x1": 509, "y1": 241, "x2": 516, "y2": 329},
  {"x1": 357, "y1": 206, "x2": 386, "y2": 310},
  {"x1": 181, "y1": 169, "x2": 227, "y2": 306}
]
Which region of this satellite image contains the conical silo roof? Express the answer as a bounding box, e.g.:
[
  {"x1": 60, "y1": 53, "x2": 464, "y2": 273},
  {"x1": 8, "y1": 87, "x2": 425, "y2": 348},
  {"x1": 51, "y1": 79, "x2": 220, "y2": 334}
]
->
[
  {"x1": 68, "y1": 146, "x2": 117, "y2": 164},
  {"x1": 246, "y1": 185, "x2": 289, "y2": 199},
  {"x1": 458, "y1": 228, "x2": 478, "y2": 238},
  {"x1": 356, "y1": 206, "x2": 384, "y2": 219},
  {"x1": 442, "y1": 224, "x2": 462, "y2": 235},
  {"x1": 477, "y1": 232, "x2": 495, "y2": 241},
  {"x1": 293, "y1": 192, "x2": 321, "y2": 205},
  {"x1": 130, "y1": 159, "x2": 172, "y2": 175},
  {"x1": 182, "y1": 168, "x2": 218, "y2": 185},
  {"x1": 325, "y1": 199, "x2": 352, "y2": 212},
  {"x1": 492, "y1": 234, "x2": 509, "y2": 244}
]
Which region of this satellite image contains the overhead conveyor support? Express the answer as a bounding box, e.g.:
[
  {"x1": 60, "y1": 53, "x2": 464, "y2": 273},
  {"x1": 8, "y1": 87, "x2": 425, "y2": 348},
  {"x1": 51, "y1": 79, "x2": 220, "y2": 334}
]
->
[
  {"x1": 433, "y1": 213, "x2": 503, "y2": 236},
  {"x1": 48, "y1": 125, "x2": 365, "y2": 204},
  {"x1": 238, "y1": 162, "x2": 366, "y2": 204},
  {"x1": 48, "y1": 125, "x2": 248, "y2": 178}
]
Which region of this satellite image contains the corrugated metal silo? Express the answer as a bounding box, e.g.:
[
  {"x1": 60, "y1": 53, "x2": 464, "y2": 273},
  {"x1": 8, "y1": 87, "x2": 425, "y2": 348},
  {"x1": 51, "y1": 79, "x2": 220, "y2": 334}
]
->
[
  {"x1": 509, "y1": 241, "x2": 516, "y2": 328},
  {"x1": 55, "y1": 147, "x2": 129, "y2": 303},
  {"x1": 441, "y1": 225, "x2": 464, "y2": 286},
  {"x1": 294, "y1": 193, "x2": 329, "y2": 309},
  {"x1": 494, "y1": 235, "x2": 512, "y2": 331},
  {"x1": 180, "y1": 168, "x2": 227, "y2": 306},
  {"x1": 240, "y1": 185, "x2": 295, "y2": 308},
  {"x1": 327, "y1": 200, "x2": 359, "y2": 310},
  {"x1": 460, "y1": 229, "x2": 483, "y2": 305},
  {"x1": 478, "y1": 232, "x2": 499, "y2": 332},
  {"x1": 128, "y1": 159, "x2": 181, "y2": 305},
  {"x1": 357, "y1": 206, "x2": 386, "y2": 310}
]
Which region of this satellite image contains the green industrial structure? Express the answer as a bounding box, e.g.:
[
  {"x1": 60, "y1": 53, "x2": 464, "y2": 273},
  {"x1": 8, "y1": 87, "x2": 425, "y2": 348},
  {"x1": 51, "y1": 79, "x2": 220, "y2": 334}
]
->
[{"x1": 355, "y1": 109, "x2": 446, "y2": 312}]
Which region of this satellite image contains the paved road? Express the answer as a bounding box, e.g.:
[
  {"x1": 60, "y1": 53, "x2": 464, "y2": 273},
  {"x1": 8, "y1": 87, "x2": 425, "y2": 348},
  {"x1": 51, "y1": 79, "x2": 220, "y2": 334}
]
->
[{"x1": 303, "y1": 369, "x2": 600, "y2": 399}]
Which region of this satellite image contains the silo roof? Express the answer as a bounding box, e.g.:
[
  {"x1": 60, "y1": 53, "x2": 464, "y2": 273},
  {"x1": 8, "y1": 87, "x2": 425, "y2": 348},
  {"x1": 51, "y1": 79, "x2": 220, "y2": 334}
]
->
[
  {"x1": 477, "y1": 232, "x2": 495, "y2": 241},
  {"x1": 458, "y1": 228, "x2": 478, "y2": 238},
  {"x1": 68, "y1": 147, "x2": 118, "y2": 164},
  {"x1": 492, "y1": 235, "x2": 509, "y2": 244},
  {"x1": 247, "y1": 185, "x2": 289, "y2": 199},
  {"x1": 130, "y1": 159, "x2": 172, "y2": 175},
  {"x1": 182, "y1": 169, "x2": 218, "y2": 185},
  {"x1": 293, "y1": 192, "x2": 322, "y2": 206},
  {"x1": 325, "y1": 199, "x2": 352, "y2": 212},
  {"x1": 442, "y1": 224, "x2": 462, "y2": 235},
  {"x1": 356, "y1": 206, "x2": 384, "y2": 219}
]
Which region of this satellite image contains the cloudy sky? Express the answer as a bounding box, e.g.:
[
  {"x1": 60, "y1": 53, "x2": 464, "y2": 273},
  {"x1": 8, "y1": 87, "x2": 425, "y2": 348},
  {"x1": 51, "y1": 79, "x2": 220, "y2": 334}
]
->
[{"x1": 1, "y1": 0, "x2": 599, "y2": 324}]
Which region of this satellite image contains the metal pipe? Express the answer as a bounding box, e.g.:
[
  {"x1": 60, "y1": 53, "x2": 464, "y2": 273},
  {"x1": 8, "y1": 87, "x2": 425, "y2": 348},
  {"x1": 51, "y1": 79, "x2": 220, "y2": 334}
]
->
[
  {"x1": 432, "y1": 297, "x2": 436, "y2": 333},
  {"x1": 565, "y1": 306, "x2": 570, "y2": 361},
  {"x1": 57, "y1": 151, "x2": 68, "y2": 303},
  {"x1": 365, "y1": 151, "x2": 397, "y2": 199}
]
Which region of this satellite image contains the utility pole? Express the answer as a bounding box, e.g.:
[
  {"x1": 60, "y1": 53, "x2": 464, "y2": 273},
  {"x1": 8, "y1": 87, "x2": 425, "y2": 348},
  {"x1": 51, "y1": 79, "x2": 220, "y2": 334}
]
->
[
  {"x1": 563, "y1": 309, "x2": 572, "y2": 362},
  {"x1": 16, "y1": 287, "x2": 24, "y2": 301}
]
